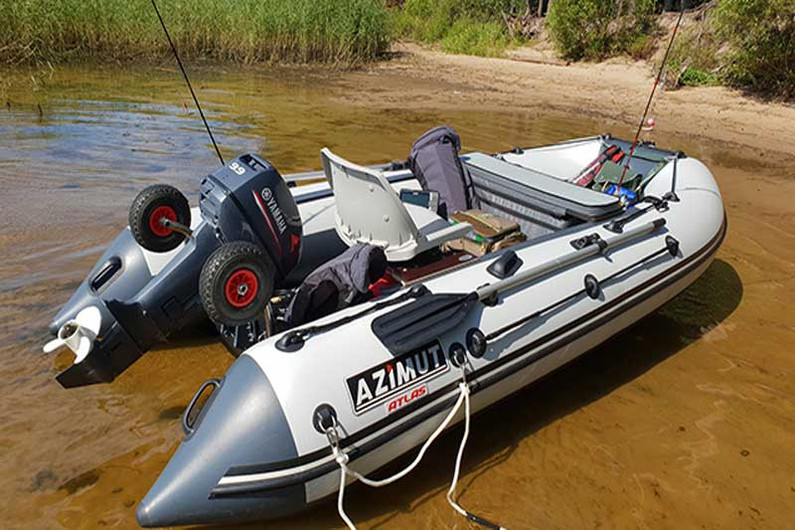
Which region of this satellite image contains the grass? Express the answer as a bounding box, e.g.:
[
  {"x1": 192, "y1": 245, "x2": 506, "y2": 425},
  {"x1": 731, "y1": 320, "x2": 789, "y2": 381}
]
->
[
  {"x1": 678, "y1": 66, "x2": 719, "y2": 87},
  {"x1": 546, "y1": 0, "x2": 657, "y2": 61},
  {"x1": 1, "y1": 0, "x2": 390, "y2": 65},
  {"x1": 390, "y1": 0, "x2": 521, "y2": 57},
  {"x1": 440, "y1": 18, "x2": 511, "y2": 56},
  {"x1": 666, "y1": 21, "x2": 721, "y2": 86}
]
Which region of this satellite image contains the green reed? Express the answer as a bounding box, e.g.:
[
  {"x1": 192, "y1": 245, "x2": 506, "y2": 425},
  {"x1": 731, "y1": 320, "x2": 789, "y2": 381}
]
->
[{"x1": 1, "y1": 0, "x2": 390, "y2": 65}]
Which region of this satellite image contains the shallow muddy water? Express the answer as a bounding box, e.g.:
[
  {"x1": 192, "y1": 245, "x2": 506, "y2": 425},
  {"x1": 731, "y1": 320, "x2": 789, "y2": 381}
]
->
[{"x1": 0, "y1": 65, "x2": 793, "y2": 529}]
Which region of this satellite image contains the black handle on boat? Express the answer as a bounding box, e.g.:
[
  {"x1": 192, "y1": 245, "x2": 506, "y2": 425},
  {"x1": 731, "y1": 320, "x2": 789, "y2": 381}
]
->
[{"x1": 182, "y1": 378, "x2": 221, "y2": 437}]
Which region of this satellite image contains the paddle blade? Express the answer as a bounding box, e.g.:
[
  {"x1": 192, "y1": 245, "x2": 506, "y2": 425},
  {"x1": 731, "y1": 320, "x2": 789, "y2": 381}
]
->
[{"x1": 371, "y1": 292, "x2": 478, "y2": 354}]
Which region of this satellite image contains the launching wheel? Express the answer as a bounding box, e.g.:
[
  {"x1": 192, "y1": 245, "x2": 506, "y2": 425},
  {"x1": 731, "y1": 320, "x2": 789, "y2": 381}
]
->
[
  {"x1": 199, "y1": 241, "x2": 275, "y2": 326},
  {"x1": 129, "y1": 184, "x2": 191, "y2": 252}
]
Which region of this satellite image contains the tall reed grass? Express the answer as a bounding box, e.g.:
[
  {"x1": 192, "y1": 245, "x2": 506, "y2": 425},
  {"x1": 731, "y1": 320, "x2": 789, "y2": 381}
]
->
[{"x1": 1, "y1": 0, "x2": 390, "y2": 65}]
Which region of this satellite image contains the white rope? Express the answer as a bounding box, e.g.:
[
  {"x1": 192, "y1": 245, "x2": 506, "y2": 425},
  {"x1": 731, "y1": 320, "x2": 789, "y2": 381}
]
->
[
  {"x1": 329, "y1": 376, "x2": 504, "y2": 529},
  {"x1": 446, "y1": 377, "x2": 472, "y2": 518},
  {"x1": 330, "y1": 382, "x2": 468, "y2": 528},
  {"x1": 443, "y1": 386, "x2": 508, "y2": 530},
  {"x1": 336, "y1": 460, "x2": 356, "y2": 530},
  {"x1": 334, "y1": 383, "x2": 468, "y2": 484}
]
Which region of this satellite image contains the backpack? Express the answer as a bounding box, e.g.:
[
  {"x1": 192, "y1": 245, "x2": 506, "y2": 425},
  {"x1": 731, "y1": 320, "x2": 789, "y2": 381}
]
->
[{"x1": 408, "y1": 125, "x2": 478, "y2": 217}]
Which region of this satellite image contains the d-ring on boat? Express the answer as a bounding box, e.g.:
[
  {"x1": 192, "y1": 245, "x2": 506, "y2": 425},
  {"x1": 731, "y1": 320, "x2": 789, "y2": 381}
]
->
[{"x1": 136, "y1": 133, "x2": 726, "y2": 527}]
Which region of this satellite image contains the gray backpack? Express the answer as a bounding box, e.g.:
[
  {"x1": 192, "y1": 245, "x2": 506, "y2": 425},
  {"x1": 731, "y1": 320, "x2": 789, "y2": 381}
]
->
[{"x1": 408, "y1": 125, "x2": 478, "y2": 217}]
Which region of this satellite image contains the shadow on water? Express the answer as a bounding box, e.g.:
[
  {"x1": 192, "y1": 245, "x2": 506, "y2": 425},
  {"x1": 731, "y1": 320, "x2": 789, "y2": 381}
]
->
[{"x1": 236, "y1": 258, "x2": 743, "y2": 529}]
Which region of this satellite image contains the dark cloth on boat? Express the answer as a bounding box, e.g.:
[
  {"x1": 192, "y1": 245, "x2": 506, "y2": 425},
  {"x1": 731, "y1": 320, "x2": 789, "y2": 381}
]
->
[{"x1": 285, "y1": 243, "x2": 387, "y2": 327}]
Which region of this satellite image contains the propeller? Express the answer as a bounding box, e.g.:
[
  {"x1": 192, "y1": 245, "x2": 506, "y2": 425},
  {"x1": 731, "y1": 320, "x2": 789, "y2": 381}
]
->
[{"x1": 43, "y1": 306, "x2": 102, "y2": 364}]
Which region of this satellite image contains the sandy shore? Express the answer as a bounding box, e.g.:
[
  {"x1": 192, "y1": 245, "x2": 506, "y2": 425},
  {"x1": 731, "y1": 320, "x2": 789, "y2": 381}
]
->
[{"x1": 336, "y1": 43, "x2": 795, "y2": 161}]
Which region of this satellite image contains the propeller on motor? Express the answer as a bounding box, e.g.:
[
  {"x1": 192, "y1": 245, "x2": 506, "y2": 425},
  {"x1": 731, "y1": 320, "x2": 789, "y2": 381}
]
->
[{"x1": 43, "y1": 306, "x2": 102, "y2": 364}]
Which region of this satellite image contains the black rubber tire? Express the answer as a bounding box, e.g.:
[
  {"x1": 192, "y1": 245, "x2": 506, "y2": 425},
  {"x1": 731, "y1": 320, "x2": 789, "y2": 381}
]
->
[
  {"x1": 128, "y1": 184, "x2": 191, "y2": 253},
  {"x1": 199, "y1": 241, "x2": 275, "y2": 327}
]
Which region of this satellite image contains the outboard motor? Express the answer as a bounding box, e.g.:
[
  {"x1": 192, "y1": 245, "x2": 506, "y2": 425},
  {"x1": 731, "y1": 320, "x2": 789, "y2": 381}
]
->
[{"x1": 48, "y1": 154, "x2": 302, "y2": 388}]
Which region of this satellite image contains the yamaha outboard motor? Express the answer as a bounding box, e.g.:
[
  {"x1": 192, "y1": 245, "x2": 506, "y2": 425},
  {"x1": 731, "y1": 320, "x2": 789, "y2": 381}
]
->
[{"x1": 47, "y1": 154, "x2": 302, "y2": 388}]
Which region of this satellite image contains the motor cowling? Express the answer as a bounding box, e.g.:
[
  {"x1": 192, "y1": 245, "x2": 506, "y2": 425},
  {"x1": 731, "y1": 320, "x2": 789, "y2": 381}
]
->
[{"x1": 199, "y1": 154, "x2": 302, "y2": 279}]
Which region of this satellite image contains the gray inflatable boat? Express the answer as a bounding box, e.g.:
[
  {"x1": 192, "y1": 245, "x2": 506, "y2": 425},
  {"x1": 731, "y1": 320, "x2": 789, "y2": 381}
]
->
[{"x1": 129, "y1": 135, "x2": 725, "y2": 528}]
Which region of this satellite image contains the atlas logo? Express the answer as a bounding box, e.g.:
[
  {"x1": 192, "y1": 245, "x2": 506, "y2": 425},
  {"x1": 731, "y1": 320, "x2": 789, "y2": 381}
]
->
[
  {"x1": 386, "y1": 384, "x2": 427, "y2": 413},
  {"x1": 346, "y1": 340, "x2": 447, "y2": 415}
]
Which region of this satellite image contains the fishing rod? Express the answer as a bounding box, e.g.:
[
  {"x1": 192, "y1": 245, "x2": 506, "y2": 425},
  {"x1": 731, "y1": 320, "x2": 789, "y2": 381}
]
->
[
  {"x1": 150, "y1": 0, "x2": 224, "y2": 166},
  {"x1": 616, "y1": 1, "x2": 685, "y2": 193}
]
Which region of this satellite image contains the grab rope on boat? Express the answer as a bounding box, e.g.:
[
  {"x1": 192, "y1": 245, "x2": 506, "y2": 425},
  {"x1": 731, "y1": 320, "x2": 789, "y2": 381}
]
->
[{"x1": 325, "y1": 366, "x2": 506, "y2": 530}]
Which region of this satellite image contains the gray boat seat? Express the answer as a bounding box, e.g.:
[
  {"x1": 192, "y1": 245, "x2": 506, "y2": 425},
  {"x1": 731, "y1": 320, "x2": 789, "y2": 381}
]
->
[
  {"x1": 462, "y1": 152, "x2": 622, "y2": 238},
  {"x1": 321, "y1": 148, "x2": 472, "y2": 262}
]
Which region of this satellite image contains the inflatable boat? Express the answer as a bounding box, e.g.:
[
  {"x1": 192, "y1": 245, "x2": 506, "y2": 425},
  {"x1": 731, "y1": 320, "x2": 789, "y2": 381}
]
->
[{"x1": 133, "y1": 134, "x2": 726, "y2": 527}]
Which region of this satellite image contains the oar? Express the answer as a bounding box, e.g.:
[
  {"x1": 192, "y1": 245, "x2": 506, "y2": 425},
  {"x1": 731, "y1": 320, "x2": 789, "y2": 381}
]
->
[{"x1": 372, "y1": 218, "x2": 667, "y2": 354}]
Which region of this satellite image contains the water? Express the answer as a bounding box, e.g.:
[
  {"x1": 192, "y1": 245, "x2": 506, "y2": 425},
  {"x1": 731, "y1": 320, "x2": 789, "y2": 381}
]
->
[{"x1": 0, "y1": 65, "x2": 793, "y2": 529}]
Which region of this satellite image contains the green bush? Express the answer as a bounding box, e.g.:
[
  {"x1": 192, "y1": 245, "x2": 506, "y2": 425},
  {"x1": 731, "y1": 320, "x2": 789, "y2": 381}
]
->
[
  {"x1": 391, "y1": 0, "x2": 525, "y2": 56},
  {"x1": 0, "y1": 0, "x2": 390, "y2": 65},
  {"x1": 392, "y1": 0, "x2": 457, "y2": 43},
  {"x1": 546, "y1": 0, "x2": 657, "y2": 60},
  {"x1": 441, "y1": 18, "x2": 510, "y2": 56},
  {"x1": 714, "y1": 0, "x2": 795, "y2": 99},
  {"x1": 667, "y1": 22, "x2": 720, "y2": 75}
]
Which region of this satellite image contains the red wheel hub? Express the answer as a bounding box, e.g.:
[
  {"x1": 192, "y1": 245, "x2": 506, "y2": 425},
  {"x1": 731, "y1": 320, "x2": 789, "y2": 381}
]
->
[
  {"x1": 224, "y1": 268, "x2": 259, "y2": 308},
  {"x1": 149, "y1": 205, "x2": 177, "y2": 237}
]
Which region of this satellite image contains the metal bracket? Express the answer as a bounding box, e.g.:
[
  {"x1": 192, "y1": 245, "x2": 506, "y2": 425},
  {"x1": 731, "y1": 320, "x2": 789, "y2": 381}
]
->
[
  {"x1": 570, "y1": 233, "x2": 607, "y2": 253},
  {"x1": 161, "y1": 218, "x2": 193, "y2": 238}
]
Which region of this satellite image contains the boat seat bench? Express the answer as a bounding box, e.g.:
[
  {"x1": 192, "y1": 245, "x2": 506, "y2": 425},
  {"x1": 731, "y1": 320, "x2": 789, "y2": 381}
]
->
[{"x1": 462, "y1": 152, "x2": 623, "y2": 239}]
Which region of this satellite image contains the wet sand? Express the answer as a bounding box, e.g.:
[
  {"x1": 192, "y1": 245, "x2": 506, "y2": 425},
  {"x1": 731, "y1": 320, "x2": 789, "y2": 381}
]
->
[{"x1": 0, "y1": 55, "x2": 793, "y2": 529}]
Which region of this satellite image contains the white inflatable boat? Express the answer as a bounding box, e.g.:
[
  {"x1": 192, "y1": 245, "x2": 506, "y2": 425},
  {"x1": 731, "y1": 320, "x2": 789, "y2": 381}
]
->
[{"x1": 136, "y1": 134, "x2": 726, "y2": 527}]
